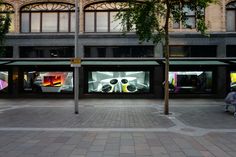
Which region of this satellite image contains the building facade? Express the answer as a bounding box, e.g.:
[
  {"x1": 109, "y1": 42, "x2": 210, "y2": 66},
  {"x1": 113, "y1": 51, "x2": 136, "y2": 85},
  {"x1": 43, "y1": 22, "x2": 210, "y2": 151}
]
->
[{"x1": 0, "y1": 0, "x2": 236, "y2": 99}]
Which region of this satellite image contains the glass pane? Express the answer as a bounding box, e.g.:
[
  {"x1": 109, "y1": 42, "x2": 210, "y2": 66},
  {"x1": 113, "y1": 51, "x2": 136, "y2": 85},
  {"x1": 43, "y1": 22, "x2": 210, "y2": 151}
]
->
[
  {"x1": 31, "y1": 13, "x2": 40, "y2": 32},
  {"x1": 96, "y1": 12, "x2": 108, "y2": 32},
  {"x1": 169, "y1": 71, "x2": 213, "y2": 93},
  {"x1": 183, "y1": 5, "x2": 195, "y2": 15},
  {"x1": 0, "y1": 71, "x2": 8, "y2": 93},
  {"x1": 21, "y1": 13, "x2": 29, "y2": 32},
  {"x1": 20, "y1": 47, "x2": 74, "y2": 58},
  {"x1": 173, "y1": 22, "x2": 180, "y2": 29},
  {"x1": 88, "y1": 71, "x2": 150, "y2": 93},
  {"x1": 110, "y1": 12, "x2": 122, "y2": 32},
  {"x1": 70, "y1": 12, "x2": 75, "y2": 32},
  {"x1": 59, "y1": 13, "x2": 69, "y2": 32},
  {"x1": 231, "y1": 72, "x2": 236, "y2": 89},
  {"x1": 42, "y1": 13, "x2": 58, "y2": 32},
  {"x1": 9, "y1": 14, "x2": 14, "y2": 32},
  {"x1": 24, "y1": 71, "x2": 73, "y2": 93},
  {"x1": 227, "y1": 10, "x2": 235, "y2": 31},
  {"x1": 184, "y1": 17, "x2": 195, "y2": 28},
  {"x1": 85, "y1": 12, "x2": 95, "y2": 32},
  {"x1": 170, "y1": 46, "x2": 187, "y2": 57}
]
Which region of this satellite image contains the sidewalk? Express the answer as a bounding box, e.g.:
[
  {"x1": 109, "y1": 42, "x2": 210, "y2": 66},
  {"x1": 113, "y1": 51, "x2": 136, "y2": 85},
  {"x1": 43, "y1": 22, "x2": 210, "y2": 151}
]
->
[{"x1": 0, "y1": 98, "x2": 236, "y2": 157}]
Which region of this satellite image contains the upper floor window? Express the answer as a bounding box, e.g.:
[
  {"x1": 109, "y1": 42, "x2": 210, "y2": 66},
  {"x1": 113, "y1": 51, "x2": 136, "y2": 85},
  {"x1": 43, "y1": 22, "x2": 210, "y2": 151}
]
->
[
  {"x1": 20, "y1": 2, "x2": 76, "y2": 33},
  {"x1": 84, "y1": 2, "x2": 129, "y2": 33},
  {"x1": 170, "y1": 45, "x2": 217, "y2": 57},
  {"x1": 85, "y1": 46, "x2": 154, "y2": 57},
  {"x1": 173, "y1": 4, "x2": 204, "y2": 29},
  {"x1": 226, "y1": 2, "x2": 236, "y2": 31},
  {"x1": 0, "y1": 3, "x2": 14, "y2": 32}
]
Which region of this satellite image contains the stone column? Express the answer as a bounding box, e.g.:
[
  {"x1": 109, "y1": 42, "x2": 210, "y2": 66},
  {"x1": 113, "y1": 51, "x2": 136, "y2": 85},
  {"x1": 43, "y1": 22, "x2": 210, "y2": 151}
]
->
[{"x1": 13, "y1": 45, "x2": 19, "y2": 58}]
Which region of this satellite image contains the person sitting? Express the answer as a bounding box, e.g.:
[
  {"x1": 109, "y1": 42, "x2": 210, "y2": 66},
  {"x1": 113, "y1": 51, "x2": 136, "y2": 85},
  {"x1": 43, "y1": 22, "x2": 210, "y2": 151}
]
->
[{"x1": 225, "y1": 88, "x2": 236, "y2": 115}]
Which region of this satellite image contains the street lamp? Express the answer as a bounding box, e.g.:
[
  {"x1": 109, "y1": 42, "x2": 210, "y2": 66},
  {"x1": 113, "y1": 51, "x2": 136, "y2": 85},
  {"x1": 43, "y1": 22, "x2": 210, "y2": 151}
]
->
[{"x1": 74, "y1": 0, "x2": 79, "y2": 114}]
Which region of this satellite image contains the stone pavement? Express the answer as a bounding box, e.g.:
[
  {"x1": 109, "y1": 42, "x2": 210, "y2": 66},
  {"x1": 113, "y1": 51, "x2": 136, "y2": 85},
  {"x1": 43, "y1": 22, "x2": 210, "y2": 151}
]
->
[{"x1": 0, "y1": 98, "x2": 236, "y2": 157}]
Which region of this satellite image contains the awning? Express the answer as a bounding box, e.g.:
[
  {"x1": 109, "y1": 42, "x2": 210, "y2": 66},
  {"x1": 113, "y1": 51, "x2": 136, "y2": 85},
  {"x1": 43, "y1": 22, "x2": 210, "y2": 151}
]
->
[
  {"x1": 81, "y1": 61, "x2": 159, "y2": 66},
  {"x1": 7, "y1": 61, "x2": 70, "y2": 66},
  {"x1": 169, "y1": 61, "x2": 227, "y2": 65},
  {"x1": 0, "y1": 61, "x2": 9, "y2": 65}
]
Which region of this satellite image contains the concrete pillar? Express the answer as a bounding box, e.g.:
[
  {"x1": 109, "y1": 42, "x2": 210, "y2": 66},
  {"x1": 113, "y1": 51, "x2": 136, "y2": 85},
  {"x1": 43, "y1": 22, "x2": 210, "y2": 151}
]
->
[
  {"x1": 217, "y1": 41, "x2": 226, "y2": 57},
  {"x1": 153, "y1": 66, "x2": 164, "y2": 98},
  {"x1": 217, "y1": 67, "x2": 227, "y2": 98},
  {"x1": 11, "y1": 67, "x2": 19, "y2": 97},
  {"x1": 78, "y1": 44, "x2": 83, "y2": 58},
  {"x1": 13, "y1": 46, "x2": 19, "y2": 58},
  {"x1": 154, "y1": 43, "x2": 163, "y2": 58}
]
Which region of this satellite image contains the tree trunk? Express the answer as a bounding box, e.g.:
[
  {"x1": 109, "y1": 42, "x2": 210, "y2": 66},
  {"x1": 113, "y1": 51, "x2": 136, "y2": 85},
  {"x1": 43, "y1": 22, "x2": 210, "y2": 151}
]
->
[{"x1": 164, "y1": 0, "x2": 170, "y2": 115}]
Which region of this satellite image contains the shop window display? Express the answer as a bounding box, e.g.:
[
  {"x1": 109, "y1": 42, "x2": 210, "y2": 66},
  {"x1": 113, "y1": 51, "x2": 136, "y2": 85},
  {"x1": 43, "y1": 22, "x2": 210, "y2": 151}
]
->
[
  {"x1": 88, "y1": 71, "x2": 150, "y2": 93},
  {"x1": 0, "y1": 72, "x2": 8, "y2": 93},
  {"x1": 169, "y1": 71, "x2": 212, "y2": 93},
  {"x1": 230, "y1": 72, "x2": 236, "y2": 89},
  {"x1": 24, "y1": 71, "x2": 73, "y2": 93}
]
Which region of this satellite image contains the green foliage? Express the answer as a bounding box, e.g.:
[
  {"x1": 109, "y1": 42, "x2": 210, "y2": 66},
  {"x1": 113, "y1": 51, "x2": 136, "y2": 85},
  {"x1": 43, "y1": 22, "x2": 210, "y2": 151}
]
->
[
  {"x1": 0, "y1": 1, "x2": 11, "y2": 57},
  {"x1": 116, "y1": 0, "x2": 216, "y2": 44}
]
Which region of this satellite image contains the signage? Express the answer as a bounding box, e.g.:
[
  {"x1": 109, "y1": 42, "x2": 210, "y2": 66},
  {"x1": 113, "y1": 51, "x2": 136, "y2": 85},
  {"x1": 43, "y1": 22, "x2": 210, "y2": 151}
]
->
[{"x1": 71, "y1": 58, "x2": 81, "y2": 67}]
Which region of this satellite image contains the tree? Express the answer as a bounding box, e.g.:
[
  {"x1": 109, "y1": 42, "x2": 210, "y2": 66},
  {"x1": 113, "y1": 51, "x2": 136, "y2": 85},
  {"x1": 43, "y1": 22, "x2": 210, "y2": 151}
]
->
[
  {"x1": 0, "y1": 1, "x2": 11, "y2": 57},
  {"x1": 117, "y1": 0, "x2": 216, "y2": 114}
]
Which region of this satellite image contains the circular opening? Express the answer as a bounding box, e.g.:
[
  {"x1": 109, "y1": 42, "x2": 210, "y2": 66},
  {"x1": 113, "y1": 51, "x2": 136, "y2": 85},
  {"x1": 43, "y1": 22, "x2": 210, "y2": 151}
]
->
[
  {"x1": 121, "y1": 79, "x2": 128, "y2": 84},
  {"x1": 110, "y1": 79, "x2": 118, "y2": 85},
  {"x1": 102, "y1": 84, "x2": 112, "y2": 92},
  {"x1": 127, "y1": 85, "x2": 136, "y2": 92}
]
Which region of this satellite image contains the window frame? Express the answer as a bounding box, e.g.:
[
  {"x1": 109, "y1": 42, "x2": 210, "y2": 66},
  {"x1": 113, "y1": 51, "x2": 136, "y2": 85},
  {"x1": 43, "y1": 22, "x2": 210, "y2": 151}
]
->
[
  {"x1": 172, "y1": 3, "x2": 204, "y2": 29},
  {"x1": 20, "y1": 2, "x2": 75, "y2": 33},
  {"x1": 0, "y1": 3, "x2": 15, "y2": 32},
  {"x1": 84, "y1": 2, "x2": 130, "y2": 33},
  {"x1": 226, "y1": 2, "x2": 236, "y2": 32}
]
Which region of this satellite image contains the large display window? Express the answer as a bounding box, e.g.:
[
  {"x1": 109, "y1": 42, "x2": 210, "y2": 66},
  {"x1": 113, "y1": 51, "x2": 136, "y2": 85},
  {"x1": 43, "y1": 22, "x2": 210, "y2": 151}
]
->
[
  {"x1": 24, "y1": 71, "x2": 73, "y2": 93},
  {"x1": 0, "y1": 71, "x2": 8, "y2": 93},
  {"x1": 88, "y1": 71, "x2": 150, "y2": 93},
  {"x1": 230, "y1": 72, "x2": 236, "y2": 89},
  {"x1": 169, "y1": 71, "x2": 213, "y2": 93}
]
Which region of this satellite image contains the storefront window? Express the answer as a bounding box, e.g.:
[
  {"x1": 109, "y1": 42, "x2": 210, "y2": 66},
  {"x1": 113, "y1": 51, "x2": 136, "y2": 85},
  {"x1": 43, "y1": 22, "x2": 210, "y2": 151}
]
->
[
  {"x1": 0, "y1": 71, "x2": 8, "y2": 93},
  {"x1": 169, "y1": 71, "x2": 213, "y2": 93},
  {"x1": 230, "y1": 72, "x2": 236, "y2": 89},
  {"x1": 24, "y1": 71, "x2": 73, "y2": 93},
  {"x1": 88, "y1": 71, "x2": 150, "y2": 93}
]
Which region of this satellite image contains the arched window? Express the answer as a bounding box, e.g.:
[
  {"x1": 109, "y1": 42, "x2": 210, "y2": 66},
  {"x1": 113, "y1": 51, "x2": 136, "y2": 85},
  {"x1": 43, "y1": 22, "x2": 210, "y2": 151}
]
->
[
  {"x1": 0, "y1": 3, "x2": 14, "y2": 32},
  {"x1": 20, "y1": 2, "x2": 76, "y2": 33},
  {"x1": 84, "y1": 2, "x2": 129, "y2": 32},
  {"x1": 226, "y1": 1, "x2": 236, "y2": 31}
]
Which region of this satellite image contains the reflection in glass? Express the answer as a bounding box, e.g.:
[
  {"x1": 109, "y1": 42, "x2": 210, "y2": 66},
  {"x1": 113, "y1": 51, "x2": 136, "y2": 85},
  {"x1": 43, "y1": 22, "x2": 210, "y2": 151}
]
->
[
  {"x1": 59, "y1": 13, "x2": 69, "y2": 32},
  {"x1": 31, "y1": 13, "x2": 40, "y2": 32},
  {"x1": 110, "y1": 12, "x2": 122, "y2": 32},
  {"x1": 0, "y1": 71, "x2": 8, "y2": 93},
  {"x1": 227, "y1": 10, "x2": 235, "y2": 31},
  {"x1": 24, "y1": 72, "x2": 73, "y2": 93},
  {"x1": 88, "y1": 71, "x2": 150, "y2": 93},
  {"x1": 70, "y1": 12, "x2": 75, "y2": 32},
  {"x1": 42, "y1": 13, "x2": 58, "y2": 32},
  {"x1": 96, "y1": 12, "x2": 108, "y2": 32},
  {"x1": 85, "y1": 12, "x2": 95, "y2": 32},
  {"x1": 21, "y1": 13, "x2": 30, "y2": 32},
  {"x1": 169, "y1": 71, "x2": 212, "y2": 93}
]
